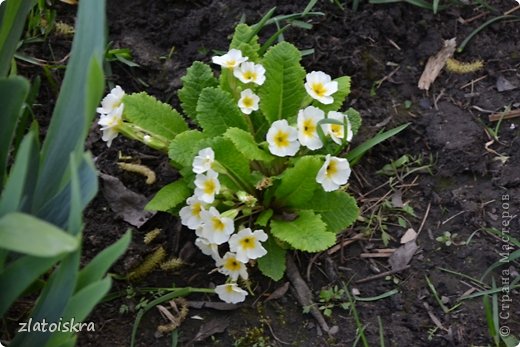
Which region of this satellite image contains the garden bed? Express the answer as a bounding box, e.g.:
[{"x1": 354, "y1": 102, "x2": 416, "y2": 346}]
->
[{"x1": 10, "y1": 0, "x2": 520, "y2": 346}]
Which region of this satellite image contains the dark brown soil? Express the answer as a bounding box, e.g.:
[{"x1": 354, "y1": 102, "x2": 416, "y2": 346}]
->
[{"x1": 6, "y1": 0, "x2": 520, "y2": 346}]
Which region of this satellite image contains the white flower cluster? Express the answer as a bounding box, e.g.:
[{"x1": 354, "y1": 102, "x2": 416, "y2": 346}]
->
[
  {"x1": 179, "y1": 147, "x2": 268, "y2": 304},
  {"x1": 265, "y1": 106, "x2": 352, "y2": 192},
  {"x1": 97, "y1": 85, "x2": 125, "y2": 147},
  {"x1": 212, "y1": 49, "x2": 265, "y2": 115}
]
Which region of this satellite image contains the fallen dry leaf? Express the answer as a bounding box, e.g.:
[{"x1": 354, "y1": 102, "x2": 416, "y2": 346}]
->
[
  {"x1": 99, "y1": 173, "x2": 156, "y2": 228},
  {"x1": 418, "y1": 38, "x2": 456, "y2": 90},
  {"x1": 388, "y1": 240, "x2": 418, "y2": 271},
  {"x1": 190, "y1": 318, "x2": 229, "y2": 343},
  {"x1": 400, "y1": 228, "x2": 418, "y2": 244},
  {"x1": 265, "y1": 282, "x2": 290, "y2": 302}
]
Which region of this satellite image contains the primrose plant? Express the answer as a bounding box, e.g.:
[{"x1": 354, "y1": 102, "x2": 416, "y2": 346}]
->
[{"x1": 96, "y1": 24, "x2": 365, "y2": 303}]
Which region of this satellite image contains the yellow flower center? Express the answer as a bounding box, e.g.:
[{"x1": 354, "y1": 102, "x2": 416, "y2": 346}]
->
[
  {"x1": 312, "y1": 82, "x2": 327, "y2": 97},
  {"x1": 225, "y1": 59, "x2": 236, "y2": 68},
  {"x1": 242, "y1": 96, "x2": 254, "y2": 108},
  {"x1": 225, "y1": 285, "x2": 234, "y2": 293},
  {"x1": 211, "y1": 217, "x2": 225, "y2": 232},
  {"x1": 303, "y1": 119, "x2": 316, "y2": 137},
  {"x1": 243, "y1": 70, "x2": 257, "y2": 81},
  {"x1": 203, "y1": 179, "x2": 216, "y2": 195},
  {"x1": 331, "y1": 124, "x2": 343, "y2": 137},
  {"x1": 192, "y1": 202, "x2": 202, "y2": 217},
  {"x1": 326, "y1": 160, "x2": 337, "y2": 177},
  {"x1": 274, "y1": 131, "x2": 289, "y2": 148},
  {"x1": 224, "y1": 257, "x2": 241, "y2": 271},
  {"x1": 239, "y1": 236, "x2": 255, "y2": 250}
]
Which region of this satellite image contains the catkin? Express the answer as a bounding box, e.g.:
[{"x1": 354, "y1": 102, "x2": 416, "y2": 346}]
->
[
  {"x1": 127, "y1": 246, "x2": 166, "y2": 281},
  {"x1": 118, "y1": 162, "x2": 157, "y2": 184},
  {"x1": 445, "y1": 58, "x2": 484, "y2": 74},
  {"x1": 144, "y1": 228, "x2": 161, "y2": 244},
  {"x1": 160, "y1": 257, "x2": 184, "y2": 271}
]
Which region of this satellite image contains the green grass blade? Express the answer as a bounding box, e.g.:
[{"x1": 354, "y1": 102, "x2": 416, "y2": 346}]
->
[
  {"x1": 250, "y1": 7, "x2": 277, "y2": 38},
  {"x1": 377, "y1": 316, "x2": 385, "y2": 347},
  {"x1": 457, "y1": 16, "x2": 514, "y2": 53},
  {"x1": 33, "y1": 0, "x2": 105, "y2": 211},
  {"x1": 353, "y1": 288, "x2": 399, "y2": 302},
  {"x1": 0, "y1": 0, "x2": 36, "y2": 76},
  {"x1": 346, "y1": 123, "x2": 409, "y2": 165},
  {"x1": 0, "y1": 76, "x2": 30, "y2": 185}
]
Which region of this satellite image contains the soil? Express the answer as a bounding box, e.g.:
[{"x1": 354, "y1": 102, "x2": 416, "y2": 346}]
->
[{"x1": 5, "y1": 0, "x2": 520, "y2": 346}]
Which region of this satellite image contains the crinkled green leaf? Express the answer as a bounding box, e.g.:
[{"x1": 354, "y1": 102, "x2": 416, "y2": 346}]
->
[
  {"x1": 345, "y1": 107, "x2": 362, "y2": 135},
  {"x1": 313, "y1": 76, "x2": 351, "y2": 113},
  {"x1": 257, "y1": 237, "x2": 286, "y2": 281},
  {"x1": 178, "y1": 61, "x2": 218, "y2": 121},
  {"x1": 145, "y1": 179, "x2": 191, "y2": 212},
  {"x1": 256, "y1": 209, "x2": 273, "y2": 227},
  {"x1": 229, "y1": 23, "x2": 260, "y2": 60},
  {"x1": 123, "y1": 92, "x2": 188, "y2": 140},
  {"x1": 258, "y1": 42, "x2": 306, "y2": 123},
  {"x1": 224, "y1": 127, "x2": 274, "y2": 162},
  {"x1": 274, "y1": 156, "x2": 322, "y2": 207},
  {"x1": 293, "y1": 190, "x2": 359, "y2": 233},
  {"x1": 212, "y1": 137, "x2": 253, "y2": 191},
  {"x1": 168, "y1": 130, "x2": 211, "y2": 168},
  {"x1": 270, "y1": 210, "x2": 335, "y2": 252},
  {"x1": 196, "y1": 87, "x2": 248, "y2": 137}
]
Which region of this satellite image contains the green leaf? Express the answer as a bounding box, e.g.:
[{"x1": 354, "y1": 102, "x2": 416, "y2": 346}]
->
[
  {"x1": 270, "y1": 210, "x2": 335, "y2": 252},
  {"x1": 223, "y1": 127, "x2": 274, "y2": 162},
  {"x1": 0, "y1": 131, "x2": 38, "y2": 215},
  {"x1": 33, "y1": 0, "x2": 106, "y2": 212},
  {"x1": 258, "y1": 42, "x2": 306, "y2": 123},
  {"x1": 0, "y1": 212, "x2": 79, "y2": 257},
  {"x1": 145, "y1": 179, "x2": 191, "y2": 212},
  {"x1": 314, "y1": 76, "x2": 351, "y2": 113},
  {"x1": 229, "y1": 23, "x2": 261, "y2": 60},
  {"x1": 257, "y1": 237, "x2": 286, "y2": 281},
  {"x1": 178, "y1": 61, "x2": 218, "y2": 121},
  {"x1": 196, "y1": 87, "x2": 248, "y2": 137},
  {"x1": 0, "y1": 255, "x2": 61, "y2": 317},
  {"x1": 212, "y1": 137, "x2": 254, "y2": 191},
  {"x1": 256, "y1": 209, "x2": 273, "y2": 227},
  {"x1": 0, "y1": 76, "x2": 30, "y2": 185},
  {"x1": 0, "y1": 0, "x2": 36, "y2": 76},
  {"x1": 45, "y1": 278, "x2": 112, "y2": 347},
  {"x1": 75, "y1": 230, "x2": 131, "y2": 292},
  {"x1": 293, "y1": 190, "x2": 359, "y2": 233},
  {"x1": 168, "y1": 130, "x2": 211, "y2": 168},
  {"x1": 12, "y1": 251, "x2": 80, "y2": 347},
  {"x1": 345, "y1": 107, "x2": 362, "y2": 135},
  {"x1": 274, "y1": 156, "x2": 322, "y2": 207},
  {"x1": 123, "y1": 92, "x2": 188, "y2": 140}
]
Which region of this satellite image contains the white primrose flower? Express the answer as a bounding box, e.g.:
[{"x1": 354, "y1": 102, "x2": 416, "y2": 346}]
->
[
  {"x1": 233, "y1": 62, "x2": 266, "y2": 85},
  {"x1": 266, "y1": 120, "x2": 300, "y2": 157},
  {"x1": 192, "y1": 147, "x2": 215, "y2": 174},
  {"x1": 322, "y1": 111, "x2": 353, "y2": 145},
  {"x1": 211, "y1": 49, "x2": 248, "y2": 69},
  {"x1": 316, "y1": 154, "x2": 351, "y2": 192},
  {"x1": 304, "y1": 71, "x2": 338, "y2": 105},
  {"x1": 238, "y1": 89, "x2": 260, "y2": 115},
  {"x1": 297, "y1": 106, "x2": 325, "y2": 150},
  {"x1": 97, "y1": 85, "x2": 125, "y2": 115},
  {"x1": 215, "y1": 283, "x2": 248, "y2": 304},
  {"x1": 228, "y1": 228, "x2": 268, "y2": 263},
  {"x1": 200, "y1": 207, "x2": 235, "y2": 245},
  {"x1": 97, "y1": 104, "x2": 124, "y2": 147},
  {"x1": 194, "y1": 169, "x2": 220, "y2": 204},
  {"x1": 217, "y1": 252, "x2": 248, "y2": 281},
  {"x1": 179, "y1": 196, "x2": 207, "y2": 230},
  {"x1": 194, "y1": 237, "x2": 221, "y2": 262}
]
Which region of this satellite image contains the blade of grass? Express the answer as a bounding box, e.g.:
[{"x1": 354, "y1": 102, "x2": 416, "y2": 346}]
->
[
  {"x1": 353, "y1": 288, "x2": 399, "y2": 302},
  {"x1": 346, "y1": 123, "x2": 410, "y2": 166},
  {"x1": 377, "y1": 316, "x2": 385, "y2": 347},
  {"x1": 457, "y1": 15, "x2": 515, "y2": 53},
  {"x1": 425, "y1": 275, "x2": 449, "y2": 313}
]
